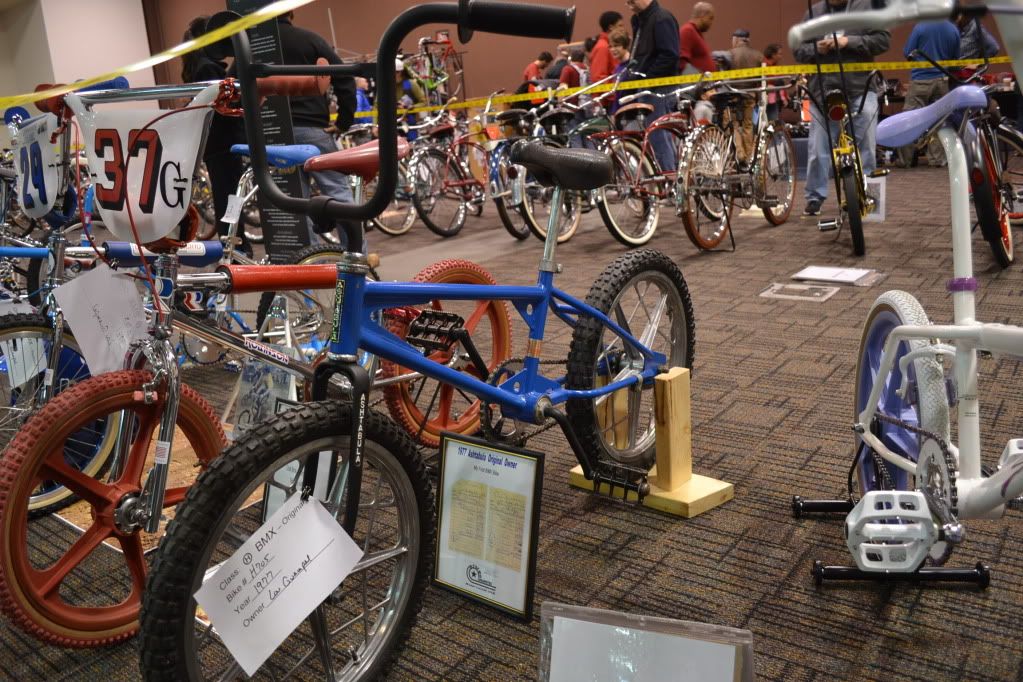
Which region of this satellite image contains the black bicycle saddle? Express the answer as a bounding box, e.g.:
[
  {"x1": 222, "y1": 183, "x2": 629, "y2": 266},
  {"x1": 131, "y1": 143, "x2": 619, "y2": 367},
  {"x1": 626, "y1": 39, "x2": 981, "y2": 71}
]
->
[{"x1": 510, "y1": 139, "x2": 612, "y2": 191}]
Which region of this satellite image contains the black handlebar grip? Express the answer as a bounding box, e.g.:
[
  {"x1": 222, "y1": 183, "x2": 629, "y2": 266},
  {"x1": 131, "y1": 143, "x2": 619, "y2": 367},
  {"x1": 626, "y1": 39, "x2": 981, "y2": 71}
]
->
[{"x1": 459, "y1": 1, "x2": 574, "y2": 43}]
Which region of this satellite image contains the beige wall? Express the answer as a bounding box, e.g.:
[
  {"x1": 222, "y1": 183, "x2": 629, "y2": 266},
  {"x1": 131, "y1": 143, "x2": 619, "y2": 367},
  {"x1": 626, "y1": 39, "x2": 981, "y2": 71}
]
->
[{"x1": 40, "y1": 0, "x2": 155, "y2": 89}]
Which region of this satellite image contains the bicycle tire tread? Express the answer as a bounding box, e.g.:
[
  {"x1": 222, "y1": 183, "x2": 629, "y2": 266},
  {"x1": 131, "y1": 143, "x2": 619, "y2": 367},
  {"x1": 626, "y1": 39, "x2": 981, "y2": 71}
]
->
[
  {"x1": 140, "y1": 401, "x2": 434, "y2": 681},
  {"x1": 564, "y1": 250, "x2": 695, "y2": 470}
]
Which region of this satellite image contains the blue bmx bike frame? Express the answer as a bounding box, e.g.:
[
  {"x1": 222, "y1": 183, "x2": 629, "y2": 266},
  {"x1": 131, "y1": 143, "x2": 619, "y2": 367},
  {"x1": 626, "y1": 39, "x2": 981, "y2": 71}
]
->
[{"x1": 327, "y1": 190, "x2": 668, "y2": 425}]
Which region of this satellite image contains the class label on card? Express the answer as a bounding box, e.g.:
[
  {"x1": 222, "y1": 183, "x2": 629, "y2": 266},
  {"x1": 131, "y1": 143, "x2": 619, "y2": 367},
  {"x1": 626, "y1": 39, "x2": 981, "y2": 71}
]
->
[{"x1": 193, "y1": 493, "x2": 363, "y2": 676}]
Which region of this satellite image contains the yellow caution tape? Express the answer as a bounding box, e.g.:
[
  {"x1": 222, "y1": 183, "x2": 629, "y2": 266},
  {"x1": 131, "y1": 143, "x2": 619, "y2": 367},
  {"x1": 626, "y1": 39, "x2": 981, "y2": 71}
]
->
[
  {"x1": 0, "y1": 13, "x2": 1008, "y2": 118},
  {"x1": 356, "y1": 55, "x2": 1013, "y2": 119},
  {"x1": 0, "y1": 0, "x2": 315, "y2": 110}
]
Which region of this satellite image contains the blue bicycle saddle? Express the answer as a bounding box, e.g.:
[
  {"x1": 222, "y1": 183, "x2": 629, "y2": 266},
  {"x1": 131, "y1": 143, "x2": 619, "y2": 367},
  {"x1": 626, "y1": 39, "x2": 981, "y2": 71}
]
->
[
  {"x1": 230, "y1": 144, "x2": 322, "y2": 169},
  {"x1": 877, "y1": 85, "x2": 987, "y2": 149}
]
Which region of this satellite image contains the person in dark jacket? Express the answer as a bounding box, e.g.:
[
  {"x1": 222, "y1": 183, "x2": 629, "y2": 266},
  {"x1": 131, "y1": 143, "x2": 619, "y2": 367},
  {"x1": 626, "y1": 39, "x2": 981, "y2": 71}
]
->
[
  {"x1": 182, "y1": 16, "x2": 250, "y2": 255},
  {"x1": 627, "y1": 0, "x2": 680, "y2": 171},
  {"x1": 793, "y1": 0, "x2": 890, "y2": 217},
  {"x1": 276, "y1": 12, "x2": 357, "y2": 242}
]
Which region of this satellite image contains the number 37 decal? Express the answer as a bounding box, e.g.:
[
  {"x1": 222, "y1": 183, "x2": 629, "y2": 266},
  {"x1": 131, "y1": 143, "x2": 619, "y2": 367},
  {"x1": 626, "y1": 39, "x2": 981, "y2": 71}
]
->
[{"x1": 93, "y1": 128, "x2": 189, "y2": 214}]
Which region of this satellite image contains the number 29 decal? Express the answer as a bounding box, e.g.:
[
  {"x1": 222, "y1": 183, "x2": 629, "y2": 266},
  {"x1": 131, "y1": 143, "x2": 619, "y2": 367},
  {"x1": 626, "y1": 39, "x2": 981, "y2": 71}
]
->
[{"x1": 19, "y1": 141, "x2": 47, "y2": 210}]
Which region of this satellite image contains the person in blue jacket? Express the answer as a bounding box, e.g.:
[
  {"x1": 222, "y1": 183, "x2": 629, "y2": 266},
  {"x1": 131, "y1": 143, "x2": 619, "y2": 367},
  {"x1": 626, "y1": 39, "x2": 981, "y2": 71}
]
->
[{"x1": 898, "y1": 20, "x2": 961, "y2": 167}]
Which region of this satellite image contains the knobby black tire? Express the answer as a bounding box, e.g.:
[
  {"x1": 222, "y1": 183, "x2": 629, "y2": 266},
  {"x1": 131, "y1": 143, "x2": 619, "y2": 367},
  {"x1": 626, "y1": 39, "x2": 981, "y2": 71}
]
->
[
  {"x1": 565, "y1": 250, "x2": 695, "y2": 471},
  {"x1": 140, "y1": 402, "x2": 435, "y2": 682},
  {"x1": 842, "y1": 168, "x2": 865, "y2": 257},
  {"x1": 255, "y1": 243, "x2": 348, "y2": 336},
  {"x1": 412, "y1": 147, "x2": 468, "y2": 238}
]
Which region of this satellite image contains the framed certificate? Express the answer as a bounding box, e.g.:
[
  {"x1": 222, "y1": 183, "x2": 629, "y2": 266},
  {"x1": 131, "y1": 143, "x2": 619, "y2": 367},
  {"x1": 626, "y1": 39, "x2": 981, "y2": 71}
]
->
[{"x1": 433, "y1": 432, "x2": 544, "y2": 620}]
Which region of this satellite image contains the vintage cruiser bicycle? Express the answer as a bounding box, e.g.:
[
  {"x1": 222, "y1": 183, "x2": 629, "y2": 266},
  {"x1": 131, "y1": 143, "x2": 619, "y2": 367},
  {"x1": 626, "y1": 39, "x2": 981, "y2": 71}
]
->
[
  {"x1": 675, "y1": 78, "x2": 797, "y2": 251},
  {"x1": 790, "y1": 0, "x2": 1023, "y2": 588},
  {"x1": 137, "y1": 3, "x2": 694, "y2": 680}
]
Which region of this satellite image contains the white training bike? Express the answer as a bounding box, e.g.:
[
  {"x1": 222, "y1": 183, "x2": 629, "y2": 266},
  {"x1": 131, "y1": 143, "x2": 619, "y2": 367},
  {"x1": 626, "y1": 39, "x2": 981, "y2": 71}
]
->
[{"x1": 790, "y1": 0, "x2": 1023, "y2": 587}]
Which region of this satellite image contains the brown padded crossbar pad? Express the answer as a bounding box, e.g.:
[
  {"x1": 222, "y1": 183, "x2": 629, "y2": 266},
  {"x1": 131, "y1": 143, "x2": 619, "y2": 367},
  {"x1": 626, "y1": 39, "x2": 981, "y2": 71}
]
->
[
  {"x1": 221, "y1": 264, "x2": 338, "y2": 294},
  {"x1": 256, "y1": 57, "x2": 329, "y2": 98}
]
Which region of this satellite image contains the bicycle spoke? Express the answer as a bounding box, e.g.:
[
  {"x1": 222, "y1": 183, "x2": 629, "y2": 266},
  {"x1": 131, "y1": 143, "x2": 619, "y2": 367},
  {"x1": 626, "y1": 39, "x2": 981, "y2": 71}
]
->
[
  {"x1": 117, "y1": 533, "x2": 148, "y2": 596},
  {"x1": 39, "y1": 452, "x2": 113, "y2": 506},
  {"x1": 34, "y1": 522, "x2": 110, "y2": 598}
]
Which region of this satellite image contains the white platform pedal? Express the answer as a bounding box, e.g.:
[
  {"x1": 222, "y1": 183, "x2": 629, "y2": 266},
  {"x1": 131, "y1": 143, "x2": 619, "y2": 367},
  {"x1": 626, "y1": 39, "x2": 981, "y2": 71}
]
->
[{"x1": 845, "y1": 490, "x2": 937, "y2": 572}]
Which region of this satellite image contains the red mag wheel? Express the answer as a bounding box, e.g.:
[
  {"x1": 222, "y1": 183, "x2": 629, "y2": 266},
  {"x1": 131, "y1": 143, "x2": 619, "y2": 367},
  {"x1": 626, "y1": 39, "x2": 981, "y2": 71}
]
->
[
  {"x1": 380, "y1": 259, "x2": 512, "y2": 448},
  {"x1": 0, "y1": 370, "x2": 225, "y2": 646}
]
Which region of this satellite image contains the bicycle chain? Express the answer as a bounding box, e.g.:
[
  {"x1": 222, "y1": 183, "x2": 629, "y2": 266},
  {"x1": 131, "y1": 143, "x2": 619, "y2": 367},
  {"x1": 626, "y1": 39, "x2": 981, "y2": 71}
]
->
[
  {"x1": 870, "y1": 412, "x2": 959, "y2": 516},
  {"x1": 480, "y1": 356, "x2": 566, "y2": 447}
]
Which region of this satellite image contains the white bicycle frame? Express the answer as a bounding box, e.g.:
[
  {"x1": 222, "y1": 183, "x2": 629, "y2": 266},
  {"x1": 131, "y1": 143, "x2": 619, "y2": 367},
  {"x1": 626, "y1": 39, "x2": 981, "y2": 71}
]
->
[{"x1": 793, "y1": 0, "x2": 1023, "y2": 523}]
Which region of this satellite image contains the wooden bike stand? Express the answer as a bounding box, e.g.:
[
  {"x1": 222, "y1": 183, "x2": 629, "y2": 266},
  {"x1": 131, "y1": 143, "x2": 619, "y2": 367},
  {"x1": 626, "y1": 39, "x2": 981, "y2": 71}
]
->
[{"x1": 570, "y1": 367, "x2": 733, "y2": 517}]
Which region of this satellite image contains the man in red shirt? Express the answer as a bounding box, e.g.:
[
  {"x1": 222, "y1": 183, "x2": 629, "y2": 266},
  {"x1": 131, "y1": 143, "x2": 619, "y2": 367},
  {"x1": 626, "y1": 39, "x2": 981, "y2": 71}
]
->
[
  {"x1": 679, "y1": 2, "x2": 716, "y2": 74},
  {"x1": 589, "y1": 11, "x2": 624, "y2": 82},
  {"x1": 522, "y1": 51, "x2": 554, "y2": 83}
]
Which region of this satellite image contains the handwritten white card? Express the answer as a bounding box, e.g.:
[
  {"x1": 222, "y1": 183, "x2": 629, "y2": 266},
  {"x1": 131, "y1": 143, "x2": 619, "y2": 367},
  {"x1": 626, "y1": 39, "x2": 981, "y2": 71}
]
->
[
  {"x1": 221, "y1": 194, "x2": 243, "y2": 224},
  {"x1": 53, "y1": 265, "x2": 148, "y2": 375},
  {"x1": 194, "y1": 492, "x2": 364, "y2": 677}
]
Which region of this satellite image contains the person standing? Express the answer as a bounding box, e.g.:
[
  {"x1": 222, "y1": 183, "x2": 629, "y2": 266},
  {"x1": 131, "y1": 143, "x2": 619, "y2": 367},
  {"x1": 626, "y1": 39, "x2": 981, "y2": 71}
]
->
[
  {"x1": 276, "y1": 11, "x2": 357, "y2": 242},
  {"x1": 181, "y1": 16, "x2": 250, "y2": 255},
  {"x1": 898, "y1": 20, "x2": 961, "y2": 167},
  {"x1": 679, "y1": 2, "x2": 716, "y2": 75},
  {"x1": 728, "y1": 29, "x2": 765, "y2": 164},
  {"x1": 523, "y1": 51, "x2": 554, "y2": 83},
  {"x1": 590, "y1": 11, "x2": 624, "y2": 82},
  {"x1": 794, "y1": 0, "x2": 890, "y2": 218},
  {"x1": 762, "y1": 43, "x2": 789, "y2": 121},
  {"x1": 955, "y1": 10, "x2": 1000, "y2": 62},
  {"x1": 626, "y1": 0, "x2": 680, "y2": 171}
]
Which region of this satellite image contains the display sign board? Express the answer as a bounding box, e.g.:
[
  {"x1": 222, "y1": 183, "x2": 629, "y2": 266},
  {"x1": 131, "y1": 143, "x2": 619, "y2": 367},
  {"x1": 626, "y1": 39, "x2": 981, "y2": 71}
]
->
[
  {"x1": 539, "y1": 602, "x2": 756, "y2": 682},
  {"x1": 434, "y1": 433, "x2": 543, "y2": 620},
  {"x1": 228, "y1": 0, "x2": 310, "y2": 263}
]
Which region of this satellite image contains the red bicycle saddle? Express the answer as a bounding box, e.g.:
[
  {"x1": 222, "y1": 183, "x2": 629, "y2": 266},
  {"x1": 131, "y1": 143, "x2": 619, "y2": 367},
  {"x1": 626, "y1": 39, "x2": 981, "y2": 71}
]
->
[{"x1": 304, "y1": 138, "x2": 410, "y2": 183}]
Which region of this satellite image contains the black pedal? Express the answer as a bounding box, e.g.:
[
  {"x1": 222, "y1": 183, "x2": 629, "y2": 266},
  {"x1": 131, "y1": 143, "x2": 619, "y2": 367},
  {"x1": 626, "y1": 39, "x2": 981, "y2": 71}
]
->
[
  {"x1": 760, "y1": 195, "x2": 779, "y2": 208},
  {"x1": 592, "y1": 461, "x2": 652, "y2": 501},
  {"x1": 406, "y1": 310, "x2": 465, "y2": 353}
]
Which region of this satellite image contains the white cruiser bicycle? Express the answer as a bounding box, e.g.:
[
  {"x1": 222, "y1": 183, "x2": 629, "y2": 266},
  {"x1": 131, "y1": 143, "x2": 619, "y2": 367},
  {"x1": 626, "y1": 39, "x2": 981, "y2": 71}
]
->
[{"x1": 790, "y1": 0, "x2": 1023, "y2": 587}]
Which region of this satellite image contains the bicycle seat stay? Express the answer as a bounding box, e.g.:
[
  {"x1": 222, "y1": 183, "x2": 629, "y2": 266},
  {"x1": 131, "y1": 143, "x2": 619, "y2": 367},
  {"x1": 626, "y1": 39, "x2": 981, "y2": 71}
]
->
[
  {"x1": 229, "y1": 143, "x2": 321, "y2": 169},
  {"x1": 876, "y1": 85, "x2": 988, "y2": 148},
  {"x1": 509, "y1": 140, "x2": 612, "y2": 190}
]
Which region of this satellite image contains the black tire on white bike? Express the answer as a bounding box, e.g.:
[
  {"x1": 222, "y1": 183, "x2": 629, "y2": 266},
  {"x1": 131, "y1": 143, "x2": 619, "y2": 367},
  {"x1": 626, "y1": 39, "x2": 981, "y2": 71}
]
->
[
  {"x1": 139, "y1": 402, "x2": 435, "y2": 681},
  {"x1": 842, "y1": 167, "x2": 866, "y2": 257},
  {"x1": 676, "y1": 124, "x2": 734, "y2": 251},
  {"x1": 565, "y1": 250, "x2": 695, "y2": 472},
  {"x1": 412, "y1": 147, "x2": 468, "y2": 237},
  {"x1": 597, "y1": 139, "x2": 660, "y2": 247}
]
